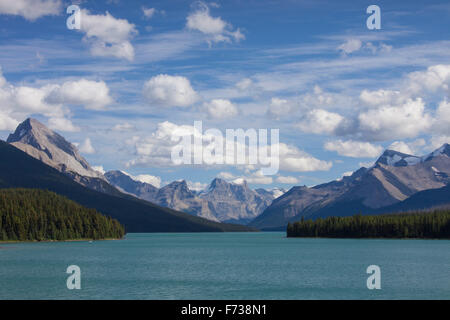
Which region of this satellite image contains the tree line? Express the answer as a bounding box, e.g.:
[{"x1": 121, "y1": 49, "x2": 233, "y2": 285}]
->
[
  {"x1": 0, "y1": 188, "x2": 125, "y2": 241},
  {"x1": 287, "y1": 209, "x2": 450, "y2": 239}
]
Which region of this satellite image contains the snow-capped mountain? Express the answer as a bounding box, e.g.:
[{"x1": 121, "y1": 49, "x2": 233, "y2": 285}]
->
[{"x1": 250, "y1": 144, "x2": 450, "y2": 229}]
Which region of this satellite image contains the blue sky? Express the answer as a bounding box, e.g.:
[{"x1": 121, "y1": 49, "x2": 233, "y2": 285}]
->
[{"x1": 1, "y1": 0, "x2": 450, "y2": 190}]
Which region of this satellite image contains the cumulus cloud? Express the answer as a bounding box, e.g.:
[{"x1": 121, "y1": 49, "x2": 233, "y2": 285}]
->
[
  {"x1": 47, "y1": 117, "x2": 80, "y2": 132},
  {"x1": 407, "y1": 64, "x2": 450, "y2": 96},
  {"x1": 268, "y1": 97, "x2": 292, "y2": 118},
  {"x1": 134, "y1": 174, "x2": 161, "y2": 188},
  {"x1": 120, "y1": 170, "x2": 161, "y2": 188},
  {"x1": 278, "y1": 143, "x2": 332, "y2": 172},
  {"x1": 78, "y1": 9, "x2": 137, "y2": 61},
  {"x1": 45, "y1": 79, "x2": 113, "y2": 110},
  {"x1": 187, "y1": 180, "x2": 207, "y2": 191},
  {"x1": 203, "y1": 99, "x2": 238, "y2": 119},
  {"x1": 435, "y1": 100, "x2": 450, "y2": 135},
  {"x1": 0, "y1": 69, "x2": 113, "y2": 131},
  {"x1": 324, "y1": 140, "x2": 383, "y2": 158},
  {"x1": 429, "y1": 135, "x2": 450, "y2": 150},
  {"x1": 338, "y1": 39, "x2": 362, "y2": 54},
  {"x1": 388, "y1": 139, "x2": 425, "y2": 155},
  {"x1": 143, "y1": 74, "x2": 199, "y2": 108},
  {"x1": 126, "y1": 121, "x2": 332, "y2": 173},
  {"x1": 186, "y1": 1, "x2": 244, "y2": 44},
  {"x1": 0, "y1": 0, "x2": 61, "y2": 21},
  {"x1": 359, "y1": 89, "x2": 406, "y2": 107},
  {"x1": 297, "y1": 109, "x2": 344, "y2": 135},
  {"x1": 358, "y1": 98, "x2": 432, "y2": 141},
  {"x1": 92, "y1": 165, "x2": 106, "y2": 175},
  {"x1": 79, "y1": 138, "x2": 95, "y2": 154}
]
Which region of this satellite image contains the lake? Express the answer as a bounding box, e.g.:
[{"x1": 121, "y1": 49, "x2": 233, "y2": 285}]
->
[{"x1": 0, "y1": 232, "x2": 449, "y2": 299}]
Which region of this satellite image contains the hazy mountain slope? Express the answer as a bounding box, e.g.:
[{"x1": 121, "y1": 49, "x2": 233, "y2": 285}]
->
[
  {"x1": 0, "y1": 140, "x2": 254, "y2": 233},
  {"x1": 7, "y1": 118, "x2": 119, "y2": 195},
  {"x1": 106, "y1": 172, "x2": 276, "y2": 224},
  {"x1": 250, "y1": 145, "x2": 450, "y2": 229},
  {"x1": 104, "y1": 170, "x2": 159, "y2": 200},
  {"x1": 200, "y1": 178, "x2": 273, "y2": 224}
]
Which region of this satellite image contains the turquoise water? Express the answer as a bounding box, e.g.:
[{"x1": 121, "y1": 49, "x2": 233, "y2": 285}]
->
[{"x1": 0, "y1": 232, "x2": 449, "y2": 300}]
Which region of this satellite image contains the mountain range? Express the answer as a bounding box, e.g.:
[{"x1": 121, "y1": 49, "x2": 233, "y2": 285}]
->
[
  {"x1": 250, "y1": 145, "x2": 450, "y2": 229},
  {"x1": 3, "y1": 118, "x2": 450, "y2": 231},
  {"x1": 0, "y1": 119, "x2": 254, "y2": 232},
  {"x1": 105, "y1": 171, "x2": 282, "y2": 224}
]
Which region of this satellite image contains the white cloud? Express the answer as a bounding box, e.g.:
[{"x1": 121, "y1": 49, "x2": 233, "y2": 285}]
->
[
  {"x1": 360, "y1": 89, "x2": 406, "y2": 107},
  {"x1": 236, "y1": 78, "x2": 253, "y2": 91},
  {"x1": 232, "y1": 169, "x2": 273, "y2": 185},
  {"x1": 45, "y1": 79, "x2": 113, "y2": 110},
  {"x1": 112, "y1": 122, "x2": 134, "y2": 131},
  {"x1": 268, "y1": 97, "x2": 292, "y2": 117},
  {"x1": 0, "y1": 70, "x2": 113, "y2": 132},
  {"x1": 297, "y1": 109, "x2": 344, "y2": 135},
  {"x1": 203, "y1": 99, "x2": 238, "y2": 119},
  {"x1": 79, "y1": 9, "x2": 137, "y2": 61},
  {"x1": 120, "y1": 170, "x2": 161, "y2": 188},
  {"x1": 187, "y1": 180, "x2": 207, "y2": 191},
  {"x1": 142, "y1": 7, "x2": 156, "y2": 19},
  {"x1": 0, "y1": 113, "x2": 19, "y2": 131},
  {"x1": 358, "y1": 98, "x2": 432, "y2": 141},
  {"x1": 429, "y1": 135, "x2": 450, "y2": 150},
  {"x1": 435, "y1": 100, "x2": 450, "y2": 135},
  {"x1": 0, "y1": 0, "x2": 61, "y2": 21},
  {"x1": 388, "y1": 139, "x2": 425, "y2": 155},
  {"x1": 387, "y1": 141, "x2": 413, "y2": 154},
  {"x1": 338, "y1": 39, "x2": 362, "y2": 54},
  {"x1": 276, "y1": 176, "x2": 299, "y2": 184},
  {"x1": 134, "y1": 174, "x2": 161, "y2": 188},
  {"x1": 186, "y1": 1, "x2": 244, "y2": 44},
  {"x1": 143, "y1": 74, "x2": 199, "y2": 108},
  {"x1": 126, "y1": 121, "x2": 331, "y2": 173},
  {"x1": 47, "y1": 117, "x2": 80, "y2": 132},
  {"x1": 407, "y1": 64, "x2": 450, "y2": 95},
  {"x1": 79, "y1": 138, "x2": 95, "y2": 154},
  {"x1": 217, "y1": 172, "x2": 235, "y2": 180},
  {"x1": 324, "y1": 140, "x2": 383, "y2": 158},
  {"x1": 92, "y1": 165, "x2": 106, "y2": 175},
  {"x1": 278, "y1": 143, "x2": 332, "y2": 172}
]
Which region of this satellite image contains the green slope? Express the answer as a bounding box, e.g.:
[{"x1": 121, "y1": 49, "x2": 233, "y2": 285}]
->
[
  {"x1": 0, "y1": 141, "x2": 254, "y2": 232},
  {"x1": 0, "y1": 188, "x2": 125, "y2": 241}
]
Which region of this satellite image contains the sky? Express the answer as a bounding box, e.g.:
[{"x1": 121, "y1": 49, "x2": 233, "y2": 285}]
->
[{"x1": 0, "y1": 0, "x2": 450, "y2": 190}]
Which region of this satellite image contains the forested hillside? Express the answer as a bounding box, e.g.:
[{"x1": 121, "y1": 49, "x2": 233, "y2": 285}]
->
[
  {"x1": 0, "y1": 189, "x2": 125, "y2": 241},
  {"x1": 287, "y1": 209, "x2": 450, "y2": 239}
]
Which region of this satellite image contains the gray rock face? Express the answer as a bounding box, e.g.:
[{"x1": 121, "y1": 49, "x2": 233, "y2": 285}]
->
[
  {"x1": 105, "y1": 172, "x2": 279, "y2": 224},
  {"x1": 7, "y1": 118, "x2": 118, "y2": 194},
  {"x1": 105, "y1": 170, "x2": 159, "y2": 200},
  {"x1": 250, "y1": 145, "x2": 450, "y2": 229},
  {"x1": 200, "y1": 178, "x2": 273, "y2": 224}
]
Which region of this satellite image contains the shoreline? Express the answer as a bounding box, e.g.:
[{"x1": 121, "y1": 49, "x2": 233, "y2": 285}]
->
[{"x1": 0, "y1": 237, "x2": 123, "y2": 245}]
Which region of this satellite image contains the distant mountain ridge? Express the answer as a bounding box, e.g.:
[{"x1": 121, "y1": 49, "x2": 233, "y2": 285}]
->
[
  {"x1": 6, "y1": 119, "x2": 282, "y2": 225},
  {"x1": 250, "y1": 144, "x2": 450, "y2": 230},
  {"x1": 0, "y1": 140, "x2": 253, "y2": 233},
  {"x1": 105, "y1": 171, "x2": 282, "y2": 224},
  {"x1": 7, "y1": 118, "x2": 119, "y2": 195}
]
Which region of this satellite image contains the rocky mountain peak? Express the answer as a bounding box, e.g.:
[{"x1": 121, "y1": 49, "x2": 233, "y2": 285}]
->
[
  {"x1": 424, "y1": 143, "x2": 450, "y2": 161},
  {"x1": 375, "y1": 149, "x2": 421, "y2": 167},
  {"x1": 7, "y1": 118, "x2": 102, "y2": 179}
]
